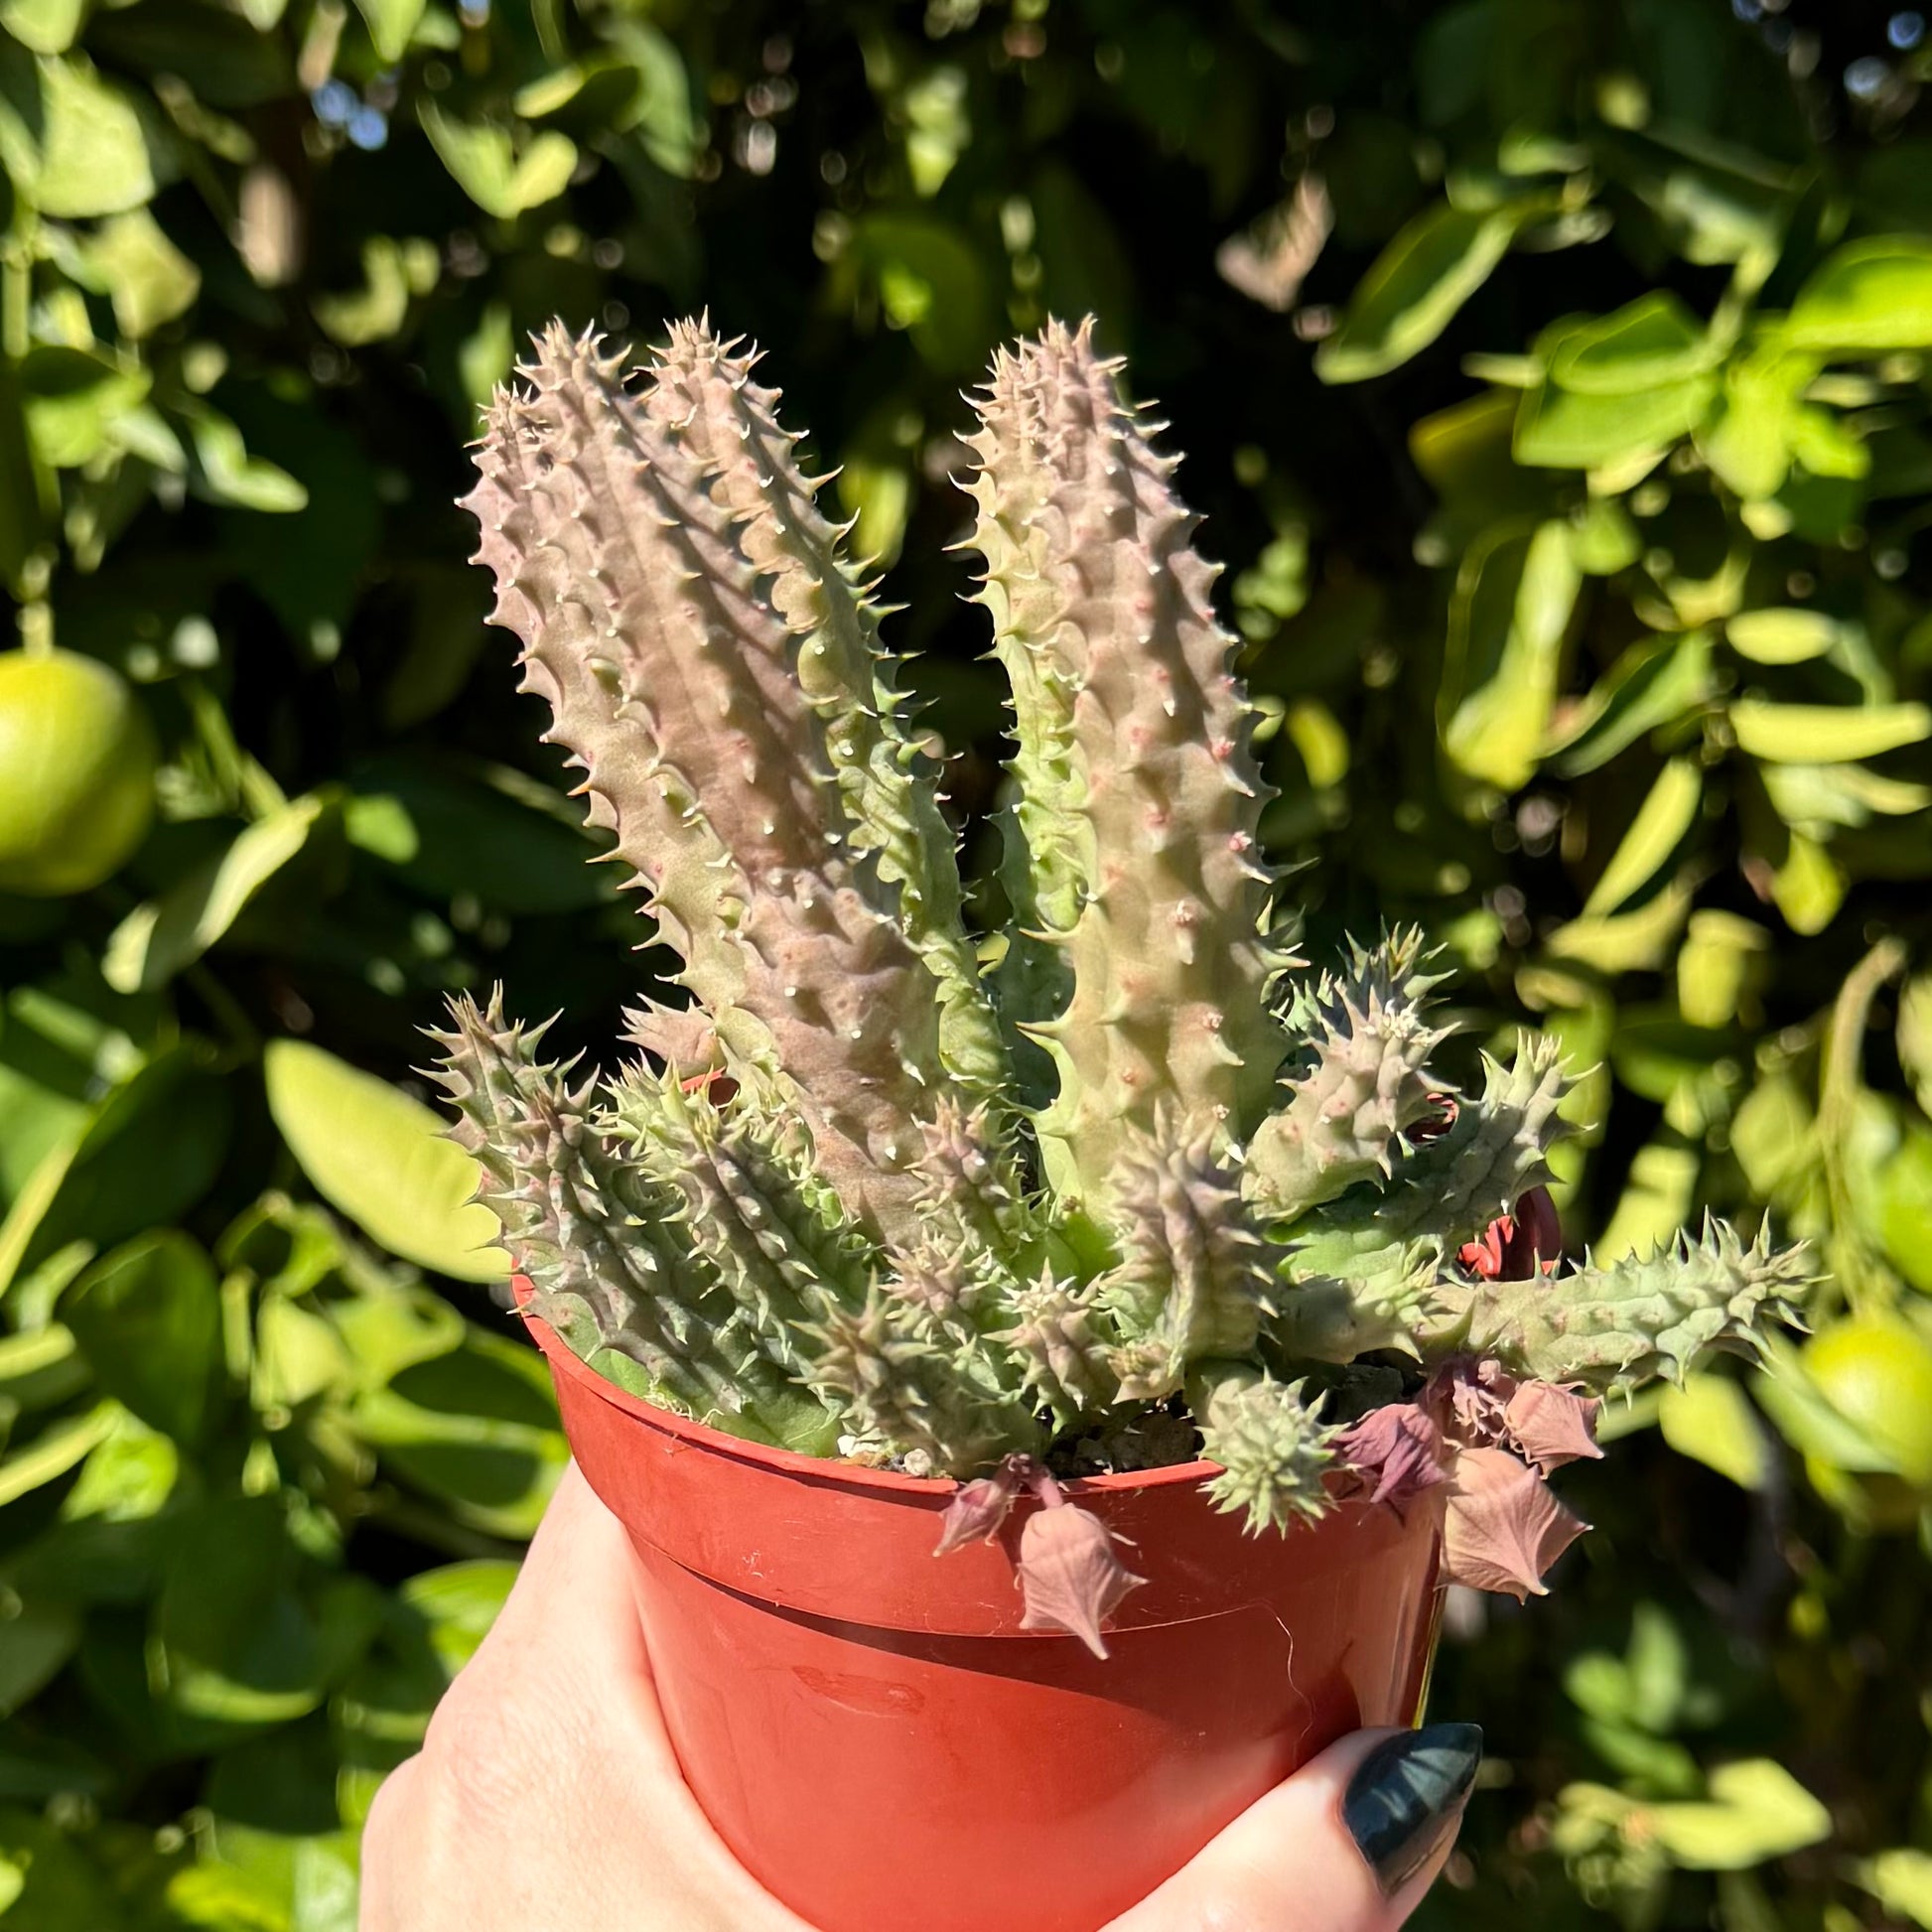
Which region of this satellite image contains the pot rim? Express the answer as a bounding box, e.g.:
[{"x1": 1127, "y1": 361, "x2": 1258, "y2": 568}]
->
[{"x1": 513, "y1": 1275, "x2": 1225, "y2": 1502}]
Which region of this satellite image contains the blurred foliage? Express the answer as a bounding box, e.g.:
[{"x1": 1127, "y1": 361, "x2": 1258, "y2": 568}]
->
[{"x1": 2, "y1": 0, "x2": 1931, "y2": 1923}]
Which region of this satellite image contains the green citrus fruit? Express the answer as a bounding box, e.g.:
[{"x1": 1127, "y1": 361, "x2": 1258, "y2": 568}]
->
[
  {"x1": 0, "y1": 648, "x2": 157, "y2": 897},
  {"x1": 1804, "y1": 1315, "x2": 1932, "y2": 1492}
]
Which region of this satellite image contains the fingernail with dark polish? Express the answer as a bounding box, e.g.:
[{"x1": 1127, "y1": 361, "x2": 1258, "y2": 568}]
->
[{"x1": 1342, "y1": 1723, "x2": 1483, "y2": 1896}]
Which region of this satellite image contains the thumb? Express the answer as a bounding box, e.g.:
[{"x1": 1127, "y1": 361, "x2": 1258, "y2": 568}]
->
[{"x1": 1106, "y1": 1723, "x2": 1481, "y2": 1932}]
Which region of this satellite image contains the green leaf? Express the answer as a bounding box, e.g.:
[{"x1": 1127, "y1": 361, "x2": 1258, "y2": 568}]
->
[
  {"x1": 1729, "y1": 1075, "x2": 1816, "y2": 1201},
  {"x1": 1730, "y1": 699, "x2": 1932, "y2": 763},
  {"x1": 61, "y1": 1230, "x2": 222, "y2": 1442},
  {"x1": 1900, "y1": 972, "x2": 1932, "y2": 1119},
  {"x1": 59, "y1": 1404, "x2": 179, "y2": 1523},
  {"x1": 1860, "y1": 1849, "x2": 1932, "y2": 1930},
  {"x1": 0, "y1": 53, "x2": 158, "y2": 217},
  {"x1": 329, "y1": 1281, "x2": 465, "y2": 1389},
  {"x1": 1725, "y1": 608, "x2": 1839, "y2": 664},
  {"x1": 1644, "y1": 1759, "x2": 1832, "y2": 1869},
  {"x1": 1658, "y1": 1374, "x2": 1770, "y2": 1489},
  {"x1": 1583, "y1": 758, "x2": 1702, "y2": 916},
  {"x1": 851, "y1": 213, "x2": 996, "y2": 373},
  {"x1": 1761, "y1": 760, "x2": 1931, "y2": 834},
  {"x1": 0, "y1": 1808, "x2": 115, "y2": 1921},
  {"x1": 343, "y1": 793, "x2": 417, "y2": 863},
  {"x1": 185, "y1": 407, "x2": 310, "y2": 513},
  {"x1": 1442, "y1": 518, "x2": 1581, "y2": 790},
  {"x1": 1580, "y1": 1720, "x2": 1704, "y2": 1797},
  {"x1": 153, "y1": 1499, "x2": 384, "y2": 1727},
  {"x1": 1873, "y1": 1127, "x2": 1932, "y2": 1296},
  {"x1": 355, "y1": 1332, "x2": 564, "y2": 1537},
  {"x1": 1515, "y1": 367, "x2": 1718, "y2": 470},
  {"x1": 205, "y1": 1720, "x2": 349, "y2": 1845},
  {"x1": 399, "y1": 1560, "x2": 518, "y2": 1675},
  {"x1": 1546, "y1": 629, "x2": 1715, "y2": 777},
  {"x1": 201, "y1": 1824, "x2": 360, "y2": 1932},
  {"x1": 352, "y1": 0, "x2": 424, "y2": 63},
  {"x1": 343, "y1": 756, "x2": 606, "y2": 913},
  {"x1": 262, "y1": 1038, "x2": 505, "y2": 1284},
  {"x1": 1787, "y1": 404, "x2": 1868, "y2": 482},
  {"x1": 901, "y1": 66, "x2": 970, "y2": 197},
  {"x1": 1567, "y1": 497, "x2": 1642, "y2": 576},
  {"x1": 311, "y1": 236, "x2": 438, "y2": 347},
  {"x1": 0, "y1": 1598, "x2": 79, "y2": 1717},
  {"x1": 1564, "y1": 1649, "x2": 1631, "y2": 1725},
  {"x1": 167, "y1": 1851, "x2": 307, "y2": 1929},
  {"x1": 1409, "y1": 387, "x2": 1557, "y2": 531},
  {"x1": 1622, "y1": 1601, "x2": 1691, "y2": 1733},
  {"x1": 0, "y1": 1323, "x2": 88, "y2": 1413},
  {"x1": 1, "y1": 1046, "x2": 233, "y2": 1300},
  {"x1": 838, "y1": 446, "x2": 912, "y2": 568},
  {"x1": 41, "y1": 1053, "x2": 230, "y2": 1271},
  {"x1": 607, "y1": 21, "x2": 700, "y2": 177},
  {"x1": 0, "y1": 1126, "x2": 90, "y2": 1301},
  {"x1": 1699, "y1": 345, "x2": 1816, "y2": 501},
  {"x1": 17, "y1": 346, "x2": 151, "y2": 469},
  {"x1": 0, "y1": 1400, "x2": 118, "y2": 1507},
  {"x1": 251, "y1": 1293, "x2": 351, "y2": 1414},
  {"x1": 1596, "y1": 1131, "x2": 1700, "y2": 1260},
  {"x1": 1547, "y1": 293, "x2": 1724, "y2": 394},
  {"x1": 4, "y1": 1519, "x2": 160, "y2": 1634},
  {"x1": 1785, "y1": 237, "x2": 1932, "y2": 354},
  {"x1": 1609, "y1": 1012, "x2": 1734, "y2": 1109},
  {"x1": 419, "y1": 102, "x2": 578, "y2": 219},
  {"x1": 1315, "y1": 202, "x2": 1533, "y2": 383},
  {"x1": 102, "y1": 793, "x2": 329, "y2": 994},
  {"x1": 1677, "y1": 910, "x2": 1768, "y2": 1031},
  {"x1": 456, "y1": 302, "x2": 514, "y2": 421},
  {"x1": 77, "y1": 207, "x2": 201, "y2": 338},
  {"x1": 0, "y1": 0, "x2": 86, "y2": 54},
  {"x1": 1545, "y1": 873, "x2": 1695, "y2": 974},
  {"x1": 511, "y1": 60, "x2": 607, "y2": 117},
  {"x1": 1769, "y1": 830, "x2": 1844, "y2": 936}
]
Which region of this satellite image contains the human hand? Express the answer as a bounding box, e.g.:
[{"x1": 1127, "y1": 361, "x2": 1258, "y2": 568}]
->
[{"x1": 360, "y1": 1464, "x2": 1477, "y2": 1932}]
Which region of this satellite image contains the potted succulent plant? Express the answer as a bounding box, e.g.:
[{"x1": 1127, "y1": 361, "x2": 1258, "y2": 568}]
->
[{"x1": 431, "y1": 316, "x2": 1812, "y2": 1932}]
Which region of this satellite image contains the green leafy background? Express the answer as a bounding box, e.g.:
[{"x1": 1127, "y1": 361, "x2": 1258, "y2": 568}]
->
[{"x1": 3, "y1": 0, "x2": 1932, "y2": 1924}]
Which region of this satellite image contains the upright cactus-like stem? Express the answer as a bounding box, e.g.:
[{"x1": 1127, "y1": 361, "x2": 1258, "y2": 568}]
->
[
  {"x1": 1431, "y1": 1218, "x2": 1818, "y2": 1393},
  {"x1": 463, "y1": 324, "x2": 978, "y2": 1244},
  {"x1": 428, "y1": 994, "x2": 839, "y2": 1452},
  {"x1": 644, "y1": 323, "x2": 1008, "y2": 1098},
  {"x1": 1097, "y1": 1113, "x2": 1278, "y2": 1400},
  {"x1": 1246, "y1": 929, "x2": 1454, "y2": 1221},
  {"x1": 962, "y1": 321, "x2": 1292, "y2": 1210},
  {"x1": 604, "y1": 1063, "x2": 877, "y2": 1375}
]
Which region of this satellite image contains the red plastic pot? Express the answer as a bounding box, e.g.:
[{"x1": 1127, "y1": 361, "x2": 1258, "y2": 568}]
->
[{"x1": 519, "y1": 1285, "x2": 1445, "y2": 1932}]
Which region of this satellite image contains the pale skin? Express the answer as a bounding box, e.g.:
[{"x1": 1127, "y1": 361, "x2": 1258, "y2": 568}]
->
[{"x1": 361, "y1": 1465, "x2": 1462, "y2": 1932}]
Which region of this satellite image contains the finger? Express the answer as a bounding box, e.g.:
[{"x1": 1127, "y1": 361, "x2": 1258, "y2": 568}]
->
[
  {"x1": 427, "y1": 1459, "x2": 672, "y2": 1798},
  {"x1": 1106, "y1": 1723, "x2": 1481, "y2": 1932},
  {"x1": 356, "y1": 1754, "x2": 422, "y2": 1932},
  {"x1": 470, "y1": 1460, "x2": 653, "y2": 1692}
]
